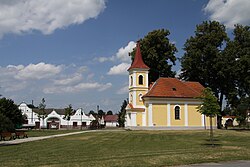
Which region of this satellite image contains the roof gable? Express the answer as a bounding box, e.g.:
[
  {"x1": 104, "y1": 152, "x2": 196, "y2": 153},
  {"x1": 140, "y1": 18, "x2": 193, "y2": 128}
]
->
[{"x1": 143, "y1": 78, "x2": 204, "y2": 98}]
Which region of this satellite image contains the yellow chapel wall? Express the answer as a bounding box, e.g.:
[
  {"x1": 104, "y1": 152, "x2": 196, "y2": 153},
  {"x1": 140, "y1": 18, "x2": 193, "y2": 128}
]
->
[
  {"x1": 188, "y1": 105, "x2": 202, "y2": 126},
  {"x1": 152, "y1": 104, "x2": 167, "y2": 126}
]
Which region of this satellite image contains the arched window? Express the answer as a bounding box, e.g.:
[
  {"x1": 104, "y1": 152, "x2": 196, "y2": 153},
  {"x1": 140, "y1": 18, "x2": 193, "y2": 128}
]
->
[
  {"x1": 130, "y1": 76, "x2": 133, "y2": 86},
  {"x1": 139, "y1": 75, "x2": 143, "y2": 85},
  {"x1": 175, "y1": 106, "x2": 180, "y2": 120}
]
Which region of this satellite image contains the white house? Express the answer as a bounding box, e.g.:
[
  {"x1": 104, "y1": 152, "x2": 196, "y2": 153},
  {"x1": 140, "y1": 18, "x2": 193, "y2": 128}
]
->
[{"x1": 19, "y1": 102, "x2": 95, "y2": 129}]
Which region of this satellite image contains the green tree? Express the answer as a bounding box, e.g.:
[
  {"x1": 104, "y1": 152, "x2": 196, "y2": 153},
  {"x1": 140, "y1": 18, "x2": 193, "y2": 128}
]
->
[
  {"x1": 180, "y1": 21, "x2": 229, "y2": 128},
  {"x1": 0, "y1": 97, "x2": 23, "y2": 132},
  {"x1": 118, "y1": 99, "x2": 128, "y2": 127},
  {"x1": 224, "y1": 25, "x2": 250, "y2": 108},
  {"x1": 197, "y1": 88, "x2": 220, "y2": 146},
  {"x1": 98, "y1": 109, "x2": 105, "y2": 116},
  {"x1": 64, "y1": 104, "x2": 73, "y2": 129},
  {"x1": 37, "y1": 98, "x2": 47, "y2": 129},
  {"x1": 89, "y1": 110, "x2": 97, "y2": 116},
  {"x1": 131, "y1": 29, "x2": 177, "y2": 82},
  {"x1": 107, "y1": 110, "x2": 113, "y2": 115},
  {"x1": 235, "y1": 97, "x2": 250, "y2": 126}
]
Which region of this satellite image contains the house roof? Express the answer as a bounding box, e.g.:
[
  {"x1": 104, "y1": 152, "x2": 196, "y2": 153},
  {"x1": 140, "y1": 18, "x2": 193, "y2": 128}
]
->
[
  {"x1": 33, "y1": 108, "x2": 65, "y2": 115},
  {"x1": 127, "y1": 41, "x2": 149, "y2": 71},
  {"x1": 104, "y1": 115, "x2": 118, "y2": 122},
  {"x1": 143, "y1": 78, "x2": 204, "y2": 98}
]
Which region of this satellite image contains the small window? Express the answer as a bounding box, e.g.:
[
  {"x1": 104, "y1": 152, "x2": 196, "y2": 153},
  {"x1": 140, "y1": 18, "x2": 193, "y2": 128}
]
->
[
  {"x1": 130, "y1": 76, "x2": 133, "y2": 86},
  {"x1": 175, "y1": 106, "x2": 180, "y2": 120},
  {"x1": 139, "y1": 75, "x2": 143, "y2": 85},
  {"x1": 139, "y1": 93, "x2": 143, "y2": 101}
]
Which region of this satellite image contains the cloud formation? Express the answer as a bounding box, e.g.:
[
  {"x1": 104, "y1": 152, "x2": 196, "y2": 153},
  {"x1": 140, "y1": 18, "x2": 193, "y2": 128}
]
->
[
  {"x1": 204, "y1": 0, "x2": 250, "y2": 29},
  {"x1": 43, "y1": 82, "x2": 112, "y2": 94},
  {"x1": 0, "y1": 0, "x2": 106, "y2": 38},
  {"x1": 8, "y1": 62, "x2": 63, "y2": 80},
  {"x1": 0, "y1": 62, "x2": 112, "y2": 95},
  {"x1": 107, "y1": 63, "x2": 130, "y2": 75},
  {"x1": 102, "y1": 41, "x2": 135, "y2": 75},
  {"x1": 95, "y1": 41, "x2": 136, "y2": 63}
]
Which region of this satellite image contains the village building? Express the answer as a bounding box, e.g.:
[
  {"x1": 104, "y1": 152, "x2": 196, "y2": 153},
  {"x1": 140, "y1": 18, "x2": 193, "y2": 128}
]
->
[
  {"x1": 104, "y1": 115, "x2": 118, "y2": 127},
  {"x1": 125, "y1": 42, "x2": 216, "y2": 129},
  {"x1": 19, "y1": 102, "x2": 95, "y2": 129}
]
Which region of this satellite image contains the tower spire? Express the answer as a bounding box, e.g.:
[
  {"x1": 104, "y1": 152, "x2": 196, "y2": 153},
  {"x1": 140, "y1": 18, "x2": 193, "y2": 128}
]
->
[{"x1": 128, "y1": 41, "x2": 149, "y2": 71}]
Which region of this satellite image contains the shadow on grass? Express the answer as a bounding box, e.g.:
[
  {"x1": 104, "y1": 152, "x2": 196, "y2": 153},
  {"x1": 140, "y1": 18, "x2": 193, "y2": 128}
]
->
[
  {"x1": 0, "y1": 143, "x2": 19, "y2": 147},
  {"x1": 201, "y1": 143, "x2": 222, "y2": 147},
  {"x1": 204, "y1": 139, "x2": 220, "y2": 142},
  {"x1": 228, "y1": 129, "x2": 250, "y2": 132}
]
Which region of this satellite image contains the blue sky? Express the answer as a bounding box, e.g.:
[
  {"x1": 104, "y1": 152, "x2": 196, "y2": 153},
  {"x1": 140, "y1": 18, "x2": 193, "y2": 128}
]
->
[{"x1": 0, "y1": 0, "x2": 249, "y2": 113}]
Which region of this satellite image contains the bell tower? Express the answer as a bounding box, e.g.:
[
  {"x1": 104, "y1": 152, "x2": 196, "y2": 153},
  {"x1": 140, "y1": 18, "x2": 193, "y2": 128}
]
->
[{"x1": 126, "y1": 41, "x2": 149, "y2": 127}]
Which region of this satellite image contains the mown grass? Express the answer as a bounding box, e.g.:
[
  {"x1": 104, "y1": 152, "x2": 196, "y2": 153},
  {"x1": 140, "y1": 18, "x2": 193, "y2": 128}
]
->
[
  {"x1": 0, "y1": 130, "x2": 250, "y2": 167},
  {"x1": 26, "y1": 129, "x2": 82, "y2": 137}
]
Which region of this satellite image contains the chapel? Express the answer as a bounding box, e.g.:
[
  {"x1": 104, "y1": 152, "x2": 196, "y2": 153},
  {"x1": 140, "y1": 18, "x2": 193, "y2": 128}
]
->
[{"x1": 125, "y1": 42, "x2": 216, "y2": 129}]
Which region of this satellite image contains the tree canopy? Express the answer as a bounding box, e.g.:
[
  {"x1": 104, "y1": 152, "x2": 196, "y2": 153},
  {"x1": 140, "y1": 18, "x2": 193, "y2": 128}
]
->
[
  {"x1": 64, "y1": 104, "x2": 73, "y2": 121},
  {"x1": 197, "y1": 88, "x2": 220, "y2": 117},
  {"x1": 197, "y1": 87, "x2": 220, "y2": 146},
  {"x1": 131, "y1": 29, "x2": 177, "y2": 82},
  {"x1": 0, "y1": 97, "x2": 23, "y2": 132},
  {"x1": 180, "y1": 21, "x2": 229, "y2": 127}
]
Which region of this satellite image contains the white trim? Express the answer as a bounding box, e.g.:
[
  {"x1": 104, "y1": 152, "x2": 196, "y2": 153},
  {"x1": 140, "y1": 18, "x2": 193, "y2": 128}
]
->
[
  {"x1": 131, "y1": 112, "x2": 137, "y2": 126},
  {"x1": 201, "y1": 114, "x2": 205, "y2": 126},
  {"x1": 146, "y1": 72, "x2": 148, "y2": 88},
  {"x1": 185, "y1": 104, "x2": 188, "y2": 126},
  {"x1": 148, "y1": 104, "x2": 153, "y2": 126},
  {"x1": 167, "y1": 104, "x2": 171, "y2": 126},
  {"x1": 142, "y1": 112, "x2": 146, "y2": 126},
  {"x1": 133, "y1": 91, "x2": 136, "y2": 107},
  {"x1": 133, "y1": 73, "x2": 136, "y2": 87}
]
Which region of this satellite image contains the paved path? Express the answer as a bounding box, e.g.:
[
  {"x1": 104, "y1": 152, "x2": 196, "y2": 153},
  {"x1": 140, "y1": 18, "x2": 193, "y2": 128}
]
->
[
  {"x1": 0, "y1": 130, "x2": 103, "y2": 145},
  {"x1": 178, "y1": 160, "x2": 250, "y2": 167}
]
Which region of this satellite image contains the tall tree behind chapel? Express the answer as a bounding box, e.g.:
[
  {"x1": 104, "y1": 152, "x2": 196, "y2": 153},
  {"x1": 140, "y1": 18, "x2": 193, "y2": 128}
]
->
[
  {"x1": 180, "y1": 21, "x2": 229, "y2": 128},
  {"x1": 131, "y1": 29, "x2": 177, "y2": 83}
]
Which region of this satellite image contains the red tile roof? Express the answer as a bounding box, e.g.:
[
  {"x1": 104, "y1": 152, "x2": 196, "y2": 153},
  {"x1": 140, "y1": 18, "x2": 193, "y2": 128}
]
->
[
  {"x1": 143, "y1": 78, "x2": 204, "y2": 98},
  {"x1": 104, "y1": 115, "x2": 118, "y2": 122},
  {"x1": 128, "y1": 42, "x2": 149, "y2": 71}
]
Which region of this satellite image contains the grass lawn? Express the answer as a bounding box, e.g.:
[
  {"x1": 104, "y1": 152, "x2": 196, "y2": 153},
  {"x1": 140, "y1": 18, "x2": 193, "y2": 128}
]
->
[
  {"x1": 0, "y1": 130, "x2": 250, "y2": 167},
  {"x1": 26, "y1": 129, "x2": 82, "y2": 137}
]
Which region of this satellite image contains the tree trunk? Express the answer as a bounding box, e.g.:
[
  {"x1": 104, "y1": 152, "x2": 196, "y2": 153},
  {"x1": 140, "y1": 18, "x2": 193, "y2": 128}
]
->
[
  {"x1": 217, "y1": 93, "x2": 224, "y2": 129},
  {"x1": 210, "y1": 115, "x2": 214, "y2": 147}
]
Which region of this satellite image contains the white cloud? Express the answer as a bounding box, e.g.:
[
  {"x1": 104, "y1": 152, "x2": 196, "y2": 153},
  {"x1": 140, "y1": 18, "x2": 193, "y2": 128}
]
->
[
  {"x1": 53, "y1": 74, "x2": 82, "y2": 85},
  {"x1": 0, "y1": 0, "x2": 106, "y2": 38},
  {"x1": 95, "y1": 41, "x2": 136, "y2": 63},
  {"x1": 43, "y1": 82, "x2": 112, "y2": 94},
  {"x1": 12, "y1": 62, "x2": 63, "y2": 80},
  {"x1": 107, "y1": 63, "x2": 130, "y2": 75},
  {"x1": 204, "y1": 0, "x2": 250, "y2": 29},
  {"x1": 116, "y1": 85, "x2": 128, "y2": 95},
  {"x1": 94, "y1": 56, "x2": 115, "y2": 63},
  {"x1": 116, "y1": 41, "x2": 136, "y2": 62}
]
